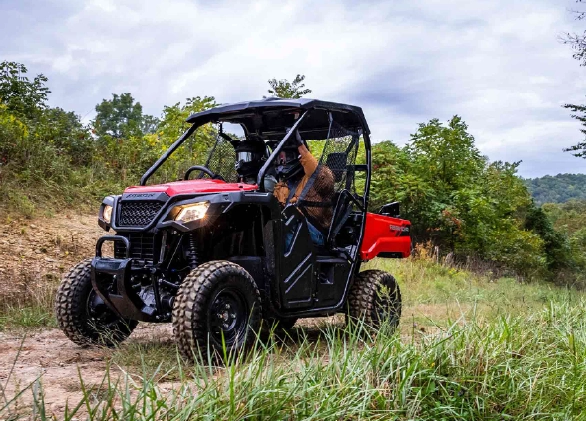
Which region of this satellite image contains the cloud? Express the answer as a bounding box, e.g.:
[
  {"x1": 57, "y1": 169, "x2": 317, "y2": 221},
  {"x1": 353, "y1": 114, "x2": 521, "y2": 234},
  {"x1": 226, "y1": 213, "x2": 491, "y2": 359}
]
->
[{"x1": 1, "y1": 0, "x2": 585, "y2": 177}]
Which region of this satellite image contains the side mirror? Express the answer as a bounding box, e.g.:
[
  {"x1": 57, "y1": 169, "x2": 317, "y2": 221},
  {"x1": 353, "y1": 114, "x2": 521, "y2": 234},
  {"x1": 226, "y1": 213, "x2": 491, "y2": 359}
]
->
[{"x1": 379, "y1": 202, "x2": 400, "y2": 218}]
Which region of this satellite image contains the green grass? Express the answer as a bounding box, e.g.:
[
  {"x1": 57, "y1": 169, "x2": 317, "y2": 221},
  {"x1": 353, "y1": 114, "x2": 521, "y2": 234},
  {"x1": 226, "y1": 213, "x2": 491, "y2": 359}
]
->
[
  {"x1": 0, "y1": 304, "x2": 56, "y2": 330},
  {"x1": 3, "y1": 258, "x2": 586, "y2": 419},
  {"x1": 0, "y1": 279, "x2": 57, "y2": 331}
]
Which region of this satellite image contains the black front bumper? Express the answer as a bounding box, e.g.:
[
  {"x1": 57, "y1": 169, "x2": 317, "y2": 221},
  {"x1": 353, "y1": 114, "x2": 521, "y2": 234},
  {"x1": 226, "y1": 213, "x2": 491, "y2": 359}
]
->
[{"x1": 91, "y1": 235, "x2": 159, "y2": 322}]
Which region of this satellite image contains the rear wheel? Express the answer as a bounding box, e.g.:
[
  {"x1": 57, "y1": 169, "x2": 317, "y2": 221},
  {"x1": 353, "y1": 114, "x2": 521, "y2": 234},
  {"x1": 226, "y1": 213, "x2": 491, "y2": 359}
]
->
[
  {"x1": 346, "y1": 270, "x2": 401, "y2": 331},
  {"x1": 172, "y1": 261, "x2": 262, "y2": 362},
  {"x1": 55, "y1": 259, "x2": 138, "y2": 347}
]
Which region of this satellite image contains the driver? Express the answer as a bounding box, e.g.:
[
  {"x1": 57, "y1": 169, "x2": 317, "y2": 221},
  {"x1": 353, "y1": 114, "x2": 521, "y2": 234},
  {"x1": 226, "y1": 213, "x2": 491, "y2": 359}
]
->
[{"x1": 273, "y1": 131, "x2": 334, "y2": 246}]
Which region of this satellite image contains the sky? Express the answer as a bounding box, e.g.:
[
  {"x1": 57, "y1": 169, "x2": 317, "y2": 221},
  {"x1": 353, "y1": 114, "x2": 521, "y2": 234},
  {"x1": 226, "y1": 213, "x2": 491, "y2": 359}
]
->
[{"x1": 1, "y1": 0, "x2": 586, "y2": 178}]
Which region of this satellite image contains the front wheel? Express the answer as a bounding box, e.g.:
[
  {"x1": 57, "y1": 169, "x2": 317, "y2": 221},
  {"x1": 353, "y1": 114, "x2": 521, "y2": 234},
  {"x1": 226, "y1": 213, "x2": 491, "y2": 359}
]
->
[
  {"x1": 55, "y1": 259, "x2": 138, "y2": 347},
  {"x1": 346, "y1": 270, "x2": 402, "y2": 331},
  {"x1": 172, "y1": 261, "x2": 262, "y2": 362}
]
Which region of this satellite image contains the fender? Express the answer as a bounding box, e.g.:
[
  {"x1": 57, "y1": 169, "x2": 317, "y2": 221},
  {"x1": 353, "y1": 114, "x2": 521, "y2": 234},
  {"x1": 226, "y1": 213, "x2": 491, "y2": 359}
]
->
[{"x1": 360, "y1": 212, "x2": 411, "y2": 260}]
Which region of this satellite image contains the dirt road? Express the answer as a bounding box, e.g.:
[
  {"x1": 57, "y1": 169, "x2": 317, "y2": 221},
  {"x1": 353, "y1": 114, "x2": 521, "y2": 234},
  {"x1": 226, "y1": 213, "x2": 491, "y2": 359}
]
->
[{"x1": 0, "y1": 323, "x2": 176, "y2": 417}]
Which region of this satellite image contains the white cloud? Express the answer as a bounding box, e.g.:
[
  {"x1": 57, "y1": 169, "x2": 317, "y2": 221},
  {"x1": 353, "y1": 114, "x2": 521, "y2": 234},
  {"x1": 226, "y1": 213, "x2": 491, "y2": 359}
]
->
[{"x1": 1, "y1": 0, "x2": 585, "y2": 177}]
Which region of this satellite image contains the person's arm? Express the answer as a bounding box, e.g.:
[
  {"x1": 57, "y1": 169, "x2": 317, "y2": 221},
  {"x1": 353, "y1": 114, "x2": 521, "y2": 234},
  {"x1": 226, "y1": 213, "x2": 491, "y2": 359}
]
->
[{"x1": 295, "y1": 132, "x2": 318, "y2": 177}]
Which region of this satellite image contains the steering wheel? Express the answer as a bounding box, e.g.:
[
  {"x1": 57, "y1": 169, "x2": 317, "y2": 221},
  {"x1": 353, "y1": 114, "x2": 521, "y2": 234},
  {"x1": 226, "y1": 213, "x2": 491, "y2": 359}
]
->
[{"x1": 184, "y1": 165, "x2": 225, "y2": 181}]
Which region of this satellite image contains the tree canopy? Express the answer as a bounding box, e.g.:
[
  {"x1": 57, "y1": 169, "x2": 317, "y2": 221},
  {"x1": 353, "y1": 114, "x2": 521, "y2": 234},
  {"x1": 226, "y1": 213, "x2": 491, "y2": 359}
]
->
[
  {"x1": 0, "y1": 61, "x2": 50, "y2": 120},
  {"x1": 563, "y1": 0, "x2": 586, "y2": 66},
  {"x1": 93, "y1": 93, "x2": 158, "y2": 139},
  {"x1": 267, "y1": 74, "x2": 312, "y2": 98},
  {"x1": 526, "y1": 173, "x2": 586, "y2": 204}
]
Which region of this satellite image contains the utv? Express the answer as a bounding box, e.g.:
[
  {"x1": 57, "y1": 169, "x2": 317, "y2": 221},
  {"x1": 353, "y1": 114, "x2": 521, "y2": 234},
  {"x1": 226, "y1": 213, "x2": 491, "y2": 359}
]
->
[{"x1": 55, "y1": 98, "x2": 411, "y2": 359}]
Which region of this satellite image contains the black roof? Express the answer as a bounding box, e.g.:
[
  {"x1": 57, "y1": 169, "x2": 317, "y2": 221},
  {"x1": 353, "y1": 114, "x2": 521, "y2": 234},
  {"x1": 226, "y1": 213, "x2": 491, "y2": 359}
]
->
[{"x1": 185, "y1": 97, "x2": 369, "y2": 139}]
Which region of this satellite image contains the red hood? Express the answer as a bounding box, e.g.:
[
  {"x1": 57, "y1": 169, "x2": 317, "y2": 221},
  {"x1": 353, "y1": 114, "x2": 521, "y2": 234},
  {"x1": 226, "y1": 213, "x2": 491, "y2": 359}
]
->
[{"x1": 124, "y1": 179, "x2": 258, "y2": 197}]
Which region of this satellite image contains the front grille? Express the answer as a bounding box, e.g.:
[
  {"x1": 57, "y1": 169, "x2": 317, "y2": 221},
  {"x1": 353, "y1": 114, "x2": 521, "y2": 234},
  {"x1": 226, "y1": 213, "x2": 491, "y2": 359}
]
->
[
  {"x1": 115, "y1": 233, "x2": 155, "y2": 260},
  {"x1": 118, "y1": 201, "x2": 164, "y2": 227}
]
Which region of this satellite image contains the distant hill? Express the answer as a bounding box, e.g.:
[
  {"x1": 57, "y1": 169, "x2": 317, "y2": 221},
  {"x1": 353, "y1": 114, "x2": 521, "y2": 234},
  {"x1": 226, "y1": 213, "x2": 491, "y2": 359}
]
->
[{"x1": 525, "y1": 173, "x2": 586, "y2": 204}]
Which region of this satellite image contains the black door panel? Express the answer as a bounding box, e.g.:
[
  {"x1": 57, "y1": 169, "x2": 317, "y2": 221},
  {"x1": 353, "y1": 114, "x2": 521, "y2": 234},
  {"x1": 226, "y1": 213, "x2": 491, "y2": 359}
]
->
[{"x1": 276, "y1": 206, "x2": 316, "y2": 310}]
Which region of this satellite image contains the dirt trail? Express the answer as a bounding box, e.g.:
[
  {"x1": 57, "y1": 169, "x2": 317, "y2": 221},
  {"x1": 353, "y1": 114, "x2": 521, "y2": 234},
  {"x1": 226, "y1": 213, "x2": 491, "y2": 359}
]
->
[
  {"x1": 0, "y1": 212, "x2": 119, "y2": 417},
  {"x1": 0, "y1": 324, "x2": 174, "y2": 418}
]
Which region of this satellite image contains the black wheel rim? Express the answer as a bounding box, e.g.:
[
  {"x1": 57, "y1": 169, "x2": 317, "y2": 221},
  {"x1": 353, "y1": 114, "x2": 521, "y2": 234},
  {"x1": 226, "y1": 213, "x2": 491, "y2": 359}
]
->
[
  {"x1": 208, "y1": 286, "x2": 249, "y2": 347},
  {"x1": 86, "y1": 290, "x2": 120, "y2": 329}
]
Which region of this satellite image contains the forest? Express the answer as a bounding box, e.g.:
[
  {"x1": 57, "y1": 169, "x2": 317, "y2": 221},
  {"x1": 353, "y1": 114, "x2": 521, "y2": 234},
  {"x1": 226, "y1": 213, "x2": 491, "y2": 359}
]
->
[
  {"x1": 1, "y1": 61, "x2": 585, "y2": 287},
  {"x1": 525, "y1": 173, "x2": 586, "y2": 204}
]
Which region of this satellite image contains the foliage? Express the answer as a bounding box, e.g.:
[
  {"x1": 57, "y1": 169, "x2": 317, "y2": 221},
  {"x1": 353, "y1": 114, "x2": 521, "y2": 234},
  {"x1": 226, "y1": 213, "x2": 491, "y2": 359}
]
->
[
  {"x1": 0, "y1": 61, "x2": 221, "y2": 214},
  {"x1": 525, "y1": 173, "x2": 586, "y2": 204},
  {"x1": 267, "y1": 74, "x2": 312, "y2": 98},
  {"x1": 0, "y1": 61, "x2": 50, "y2": 120},
  {"x1": 562, "y1": 0, "x2": 586, "y2": 66},
  {"x1": 1, "y1": 60, "x2": 584, "y2": 284},
  {"x1": 369, "y1": 117, "x2": 547, "y2": 279},
  {"x1": 542, "y1": 200, "x2": 586, "y2": 278},
  {"x1": 562, "y1": 1, "x2": 586, "y2": 157},
  {"x1": 542, "y1": 199, "x2": 586, "y2": 235},
  {"x1": 144, "y1": 96, "x2": 218, "y2": 184},
  {"x1": 563, "y1": 102, "x2": 586, "y2": 157},
  {"x1": 524, "y1": 207, "x2": 575, "y2": 273},
  {"x1": 93, "y1": 93, "x2": 158, "y2": 139}
]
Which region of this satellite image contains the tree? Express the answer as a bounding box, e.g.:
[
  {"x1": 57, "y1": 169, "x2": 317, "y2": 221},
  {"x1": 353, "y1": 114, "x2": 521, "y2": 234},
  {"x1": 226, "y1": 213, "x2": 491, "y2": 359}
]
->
[
  {"x1": 267, "y1": 74, "x2": 312, "y2": 98},
  {"x1": 563, "y1": 1, "x2": 586, "y2": 157},
  {"x1": 562, "y1": 0, "x2": 586, "y2": 66},
  {"x1": 39, "y1": 107, "x2": 93, "y2": 165},
  {"x1": 563, "y1": 102, "x2": 586, "y2": 157},
  {"x1": 93, "y1": 93, "x2": 159, "y2": 139},
  {"x1": 0, "y1": 61, "x2": 50, "y2": 120}
]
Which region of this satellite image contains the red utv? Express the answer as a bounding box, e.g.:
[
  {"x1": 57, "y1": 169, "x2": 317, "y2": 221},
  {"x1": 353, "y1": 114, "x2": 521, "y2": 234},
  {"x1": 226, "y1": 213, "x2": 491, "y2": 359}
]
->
[{"x1": 54, "y1": 98, "x2": 411, "y2": 359}]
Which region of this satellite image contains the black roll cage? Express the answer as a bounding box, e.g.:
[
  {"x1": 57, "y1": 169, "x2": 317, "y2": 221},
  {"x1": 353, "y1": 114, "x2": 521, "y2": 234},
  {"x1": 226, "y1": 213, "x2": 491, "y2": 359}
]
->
[{"x1": 140, "y1": 104, "x2": 372, "y2": 205}]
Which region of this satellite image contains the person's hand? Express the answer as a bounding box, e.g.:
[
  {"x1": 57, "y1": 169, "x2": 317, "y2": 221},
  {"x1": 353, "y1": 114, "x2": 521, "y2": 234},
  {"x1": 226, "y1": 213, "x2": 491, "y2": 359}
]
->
[{"x1": 294, "y1": 130, "x2": 304, "y2": 147}]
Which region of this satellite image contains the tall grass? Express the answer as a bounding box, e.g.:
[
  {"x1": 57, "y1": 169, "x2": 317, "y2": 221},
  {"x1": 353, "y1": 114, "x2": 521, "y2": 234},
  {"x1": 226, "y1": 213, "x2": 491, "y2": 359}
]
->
[{"x1": 2, "y1": 258, "x2": 586, "y2": 419}]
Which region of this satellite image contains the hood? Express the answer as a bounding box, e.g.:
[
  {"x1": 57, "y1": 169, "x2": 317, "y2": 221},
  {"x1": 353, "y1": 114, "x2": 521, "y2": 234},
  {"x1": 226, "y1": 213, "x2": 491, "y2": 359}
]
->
[{"x1": 124, "y1": 179, "x2": 257, "y2": 197}]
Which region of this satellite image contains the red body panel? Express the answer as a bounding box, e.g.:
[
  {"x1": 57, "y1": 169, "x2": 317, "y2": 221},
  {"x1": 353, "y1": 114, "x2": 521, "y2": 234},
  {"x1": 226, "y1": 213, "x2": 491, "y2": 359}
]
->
[
  {"x1": 360, "y1": 212, "x2": 411, "y2": 261},
  {"x1": 124, "y1": 179, "x2": 257, "y2": 197}
]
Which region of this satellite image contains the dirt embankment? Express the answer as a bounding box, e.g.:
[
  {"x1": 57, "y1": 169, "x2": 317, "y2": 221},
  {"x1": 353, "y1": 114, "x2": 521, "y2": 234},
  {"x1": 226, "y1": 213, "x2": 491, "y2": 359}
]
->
[{"x1": 0, "y1": 212, "x2": 103, "y2": 301}]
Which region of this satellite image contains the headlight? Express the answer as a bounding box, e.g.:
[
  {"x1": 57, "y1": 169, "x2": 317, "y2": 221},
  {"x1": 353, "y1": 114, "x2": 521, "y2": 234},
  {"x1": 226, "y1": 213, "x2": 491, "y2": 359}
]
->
[
  {"x1": 174, "y1": 202, "x2": 210, "y2": 223},
  {"x1": 103, "y1": 205, "x2": 113, "y2": 224}
]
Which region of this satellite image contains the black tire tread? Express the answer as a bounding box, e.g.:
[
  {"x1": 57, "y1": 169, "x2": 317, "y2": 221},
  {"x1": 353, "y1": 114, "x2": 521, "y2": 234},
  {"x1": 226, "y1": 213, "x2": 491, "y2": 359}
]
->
[
  {"x1": 347, "y1": 269, "x2": 402, "y2": 329},
  {"x1": 172, "y1": 260, "x2": 261, "y2": 361},
  {"x1": 55, "y1": 259, "x2": 137, "y2": 346}
]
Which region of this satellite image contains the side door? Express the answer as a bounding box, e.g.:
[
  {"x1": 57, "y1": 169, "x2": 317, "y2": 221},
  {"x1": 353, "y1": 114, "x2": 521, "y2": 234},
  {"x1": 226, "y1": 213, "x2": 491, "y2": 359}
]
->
[{"x1": 270, "y1": 205, "x2": 316, "y2": 310}]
